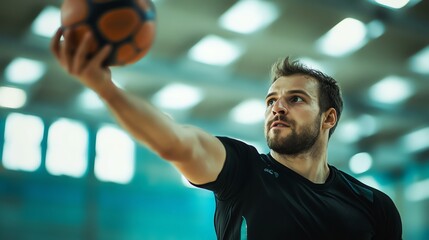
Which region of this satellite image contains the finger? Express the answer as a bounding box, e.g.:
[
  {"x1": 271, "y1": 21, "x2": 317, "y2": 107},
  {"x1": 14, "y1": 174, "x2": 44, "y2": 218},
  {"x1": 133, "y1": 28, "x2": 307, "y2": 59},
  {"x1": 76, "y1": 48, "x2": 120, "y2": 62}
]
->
[
  {"x1": 61, "y1": 29, "x2": 74, "y2": 72},
  {"x1": 50, "y1": 27, "x2": 63, "y2": 60},
  {"x1": 72, "y1": 31, "x2": 92, "y2": 74},
  {"x1": 89, "y1": 44, "x2": 112, "y2": 68}
]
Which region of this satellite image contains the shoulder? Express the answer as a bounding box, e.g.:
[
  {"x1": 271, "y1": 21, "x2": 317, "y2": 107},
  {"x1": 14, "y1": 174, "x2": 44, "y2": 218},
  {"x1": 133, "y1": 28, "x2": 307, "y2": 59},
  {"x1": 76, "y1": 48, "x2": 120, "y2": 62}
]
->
[
  {"x1": 216, "y1": 136, "x2": 260, "y2": 155},
  {"x1": 332, "y1": 166, "x2": 386, "y2": 203},
  {"x1": 331, "y1": 166, "x2": 399, "y2": 217},
  {"x1": 332, "y1": 166, "x2": 402, "y2": 229}
]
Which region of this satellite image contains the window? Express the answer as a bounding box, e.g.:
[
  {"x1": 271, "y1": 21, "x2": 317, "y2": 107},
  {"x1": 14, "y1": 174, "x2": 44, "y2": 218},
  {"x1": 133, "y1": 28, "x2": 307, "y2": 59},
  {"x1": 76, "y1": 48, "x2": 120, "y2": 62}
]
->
[
  {"x1": 46, "y1": 118, "x2": 88, "y2": 177},
  {"x1": 2, "y1": 113, "x2": 44, "y2": 171},
  {"x1": 95, "y1": 125, "x2": 135, "y2": 184}
]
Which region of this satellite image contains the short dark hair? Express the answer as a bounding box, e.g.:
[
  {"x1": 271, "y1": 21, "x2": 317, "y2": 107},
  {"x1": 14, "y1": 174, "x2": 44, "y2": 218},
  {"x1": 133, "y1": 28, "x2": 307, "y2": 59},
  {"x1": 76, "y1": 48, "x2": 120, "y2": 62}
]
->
[{"x1": 270, "y1": 57, "x2": 343, "y2": 138}]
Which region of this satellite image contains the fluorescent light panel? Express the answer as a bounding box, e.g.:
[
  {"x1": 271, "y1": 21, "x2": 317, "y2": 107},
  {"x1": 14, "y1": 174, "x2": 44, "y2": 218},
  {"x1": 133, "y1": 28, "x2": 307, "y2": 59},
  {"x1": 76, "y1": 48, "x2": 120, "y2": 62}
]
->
[
  {"x1": 336, "y1": 121, "x2": 361, "y2": 143},
  {"x1": 299, "y1": 57, "x2": 331, "y2": 75},
  {"x1": 372, "y1": 0, "x2": 410, "y2": 9},
  {"x1": 5, "y1": 58, "x2": 46, "y2": 84},
  {"x1": 31, "y1": 6, "x2": 61, "y2": 37},
  {"x1": 230, "y1": 99, "x2": 265, "y2": 124},
  {"x1": 409, "y1": 45, "x2": 429, "y2": 74},
  {"x1": 188, "y1": 35, "x2": 243, "y2": 66},
  {"x1": 357, "y1": 176, "x2": 382, "y2": 190},
  {"x1": 152, "y1": 83, "x2": 203, "y2": 110},
  {"x1": 335, "y1": 115, "x2": 378, "y2": 142},
  {"x1": 78, "y1": 89, "x2": 105, "y2": 109},
  {"x1": 369, "y1": 75, "x2": 414, "y2": 104},
  {"x1": 366, "y1": 20, "x2": 385, "y2": 39},
  {"x1": 402, "y1": 127, "x2": 429, "y2": 153},
  {"x1": 316, "y1": 18, "x2": 368, "y2": 57},
  {"x1": 219, "y1": 0, "x2": 279, "y2": 34},
  {"x1": 405, "y1": 178, "x2": 429, "y2": 201},
  {"x1": 349, "y1": 152, "x2": 373, "y2": 174}
]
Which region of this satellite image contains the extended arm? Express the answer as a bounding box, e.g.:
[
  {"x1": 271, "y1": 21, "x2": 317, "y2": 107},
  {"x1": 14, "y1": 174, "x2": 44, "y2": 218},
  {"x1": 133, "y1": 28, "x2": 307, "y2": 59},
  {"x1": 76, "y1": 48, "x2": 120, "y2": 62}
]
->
[{"x1": 50, "y1": 28, "x2": 225, "y2": 184}]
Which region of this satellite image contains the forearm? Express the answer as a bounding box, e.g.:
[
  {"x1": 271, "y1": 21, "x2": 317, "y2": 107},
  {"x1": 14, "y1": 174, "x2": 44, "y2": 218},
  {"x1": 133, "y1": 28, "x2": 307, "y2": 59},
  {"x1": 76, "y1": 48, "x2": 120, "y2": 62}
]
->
[{"x1": 98, "y1": 83, "x2": 184, "y2": 157}]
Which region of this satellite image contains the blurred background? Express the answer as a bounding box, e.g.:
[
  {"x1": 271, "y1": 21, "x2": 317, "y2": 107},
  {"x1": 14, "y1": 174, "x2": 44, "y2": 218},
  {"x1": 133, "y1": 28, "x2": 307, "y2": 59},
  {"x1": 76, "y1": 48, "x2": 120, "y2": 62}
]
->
[{"x1": 0, "y1": 0, "x2": 428, "y2": 239}]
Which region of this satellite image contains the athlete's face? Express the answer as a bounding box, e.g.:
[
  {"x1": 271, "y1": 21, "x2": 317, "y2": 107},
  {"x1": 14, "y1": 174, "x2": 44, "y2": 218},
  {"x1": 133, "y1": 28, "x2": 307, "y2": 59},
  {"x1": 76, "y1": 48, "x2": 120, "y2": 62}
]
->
[{"x1": 264, "y1": 75, "x2": 322, "y2": 155}]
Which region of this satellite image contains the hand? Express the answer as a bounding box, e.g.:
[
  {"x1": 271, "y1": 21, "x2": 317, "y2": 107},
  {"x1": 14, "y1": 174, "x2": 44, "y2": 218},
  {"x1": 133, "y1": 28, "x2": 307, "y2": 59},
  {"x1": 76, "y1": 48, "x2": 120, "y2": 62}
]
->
[{"x1": 50, "y1": 27, "x2": 114, "y2": 95}]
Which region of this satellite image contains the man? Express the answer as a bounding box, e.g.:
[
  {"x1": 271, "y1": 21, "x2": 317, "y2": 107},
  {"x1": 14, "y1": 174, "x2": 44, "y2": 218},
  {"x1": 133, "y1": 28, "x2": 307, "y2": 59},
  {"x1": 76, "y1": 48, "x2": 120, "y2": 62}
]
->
[{"x1": 51, "y1": 29, "x2": 402, "y2": 239}]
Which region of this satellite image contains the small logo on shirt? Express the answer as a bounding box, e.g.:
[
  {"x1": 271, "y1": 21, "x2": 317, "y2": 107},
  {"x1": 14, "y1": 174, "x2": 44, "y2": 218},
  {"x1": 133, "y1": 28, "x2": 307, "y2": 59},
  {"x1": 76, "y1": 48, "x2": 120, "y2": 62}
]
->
[{"x1": 264, "y1": 168, "x2": 279, "y2": 178}]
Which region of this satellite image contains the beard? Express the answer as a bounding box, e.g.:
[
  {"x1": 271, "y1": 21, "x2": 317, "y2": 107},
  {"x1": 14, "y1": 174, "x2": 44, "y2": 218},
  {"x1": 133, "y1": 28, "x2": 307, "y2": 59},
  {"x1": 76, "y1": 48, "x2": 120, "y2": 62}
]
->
[{"x1": 266, "y1": 115, "x2": 321, "y2": 155}]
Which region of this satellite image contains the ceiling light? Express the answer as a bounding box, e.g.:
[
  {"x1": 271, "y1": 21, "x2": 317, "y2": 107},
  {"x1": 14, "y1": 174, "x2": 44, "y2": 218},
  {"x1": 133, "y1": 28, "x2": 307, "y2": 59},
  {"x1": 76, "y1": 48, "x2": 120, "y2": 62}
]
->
[
  {"x1": 402, "y1": 127, "x2": 429, "y2": 153},
  {"x1": 335, "y1": 115, "x2": 378, "y2": 143},
  {"x1": 299, "y1": 57, "x2": 331, "y2": 75},
  {"x1": 188, "y1": 35, "x2": 243, "y2": 66},
  {"x1": 335, "y1": 121, "x2": 361, "y2": 143},
  {"x1": 0, "y1": 86, "x2": 27, "y2": 109},
  {"x1": 31, "y1": 6, "x2": 61, "y2": 38},
  {"x1": 366, "y1": 20, "x2": 385, "y2": 39},
  {"x1": 368, "y1": 75, "x2": 414, "y2": 104},
  {"x1": 349, "y1": 152, "x2": 373, "y2": 174},
  {"x1": 405, "y1": 178, "x2": 429, "y2": 201},
  {"x1": 316, "y1": 18, "x2": 368, "y2": 57},
  {"x1": 77, "y1": 89, "x2": 105, "y2": 110},
  {"x1": 152, "y1": 83, "x2": 203, "y2": 110},
  {"x1": 230, "y1": 99, "x2": 265, "y2": 124},
  {"x1": 219, "y1": 0, "x2": 279, "y2": 34},
  {"x1": 371, "y1": 0, "x2": 411, "y2": 9},
  {"x1": 5, "y1": 57, "x2": 46, "y2": 84},
  {"x1": 409, "y1": 45, "x2": 429, "y2": 74},
  {"x1": 357, "y1": 176, "x2": 382, "y2": 190}
]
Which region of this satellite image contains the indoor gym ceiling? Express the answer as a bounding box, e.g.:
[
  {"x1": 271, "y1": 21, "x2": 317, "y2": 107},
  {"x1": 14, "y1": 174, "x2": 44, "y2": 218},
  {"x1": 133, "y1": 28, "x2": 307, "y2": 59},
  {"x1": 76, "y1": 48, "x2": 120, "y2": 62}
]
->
[{"x1": 0, "y1": 0, "x2": 428, "y2": 176}]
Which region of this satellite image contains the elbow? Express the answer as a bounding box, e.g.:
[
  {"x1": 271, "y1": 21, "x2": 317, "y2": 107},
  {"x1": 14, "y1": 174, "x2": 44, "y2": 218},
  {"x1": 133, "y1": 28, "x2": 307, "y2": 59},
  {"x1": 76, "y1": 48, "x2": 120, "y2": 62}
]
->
[
  {"x1": 156, "y1": 137, "x2": 191, "y2": 163},
  {"x1": 158, "y1": 147, "x2": 177, "y2": 161}
]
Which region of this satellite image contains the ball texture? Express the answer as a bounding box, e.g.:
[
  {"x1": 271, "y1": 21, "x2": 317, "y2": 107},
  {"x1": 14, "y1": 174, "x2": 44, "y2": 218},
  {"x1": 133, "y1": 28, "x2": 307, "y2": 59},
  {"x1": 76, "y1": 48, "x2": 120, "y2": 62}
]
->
[{"x1": 61, "y1": 0, "x2": 156, "y2": 66}]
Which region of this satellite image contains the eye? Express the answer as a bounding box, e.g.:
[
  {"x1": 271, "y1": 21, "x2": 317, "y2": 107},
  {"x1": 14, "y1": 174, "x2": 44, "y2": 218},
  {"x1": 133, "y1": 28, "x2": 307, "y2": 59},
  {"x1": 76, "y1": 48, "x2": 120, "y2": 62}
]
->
[
  {"x1": 266, "y1": 98, "x2": 276, "y2": 106},
  {"x1": 290, "y1": 96, "x2": 304, "y2": 103}
]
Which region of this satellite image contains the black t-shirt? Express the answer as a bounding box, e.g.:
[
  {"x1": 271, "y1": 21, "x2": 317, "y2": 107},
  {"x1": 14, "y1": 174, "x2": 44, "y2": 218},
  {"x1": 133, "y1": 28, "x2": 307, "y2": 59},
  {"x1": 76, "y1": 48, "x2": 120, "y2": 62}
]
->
[{"x1": 194, "y1": 137, "x2": 402, "y2": 240}]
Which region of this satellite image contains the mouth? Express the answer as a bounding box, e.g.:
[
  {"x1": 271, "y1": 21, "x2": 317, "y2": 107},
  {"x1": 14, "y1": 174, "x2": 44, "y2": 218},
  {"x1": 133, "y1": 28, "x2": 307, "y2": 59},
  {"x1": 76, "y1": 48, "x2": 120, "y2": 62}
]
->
[{"x1": 270, "y1": 120, "x2": 290, "y2": 129}]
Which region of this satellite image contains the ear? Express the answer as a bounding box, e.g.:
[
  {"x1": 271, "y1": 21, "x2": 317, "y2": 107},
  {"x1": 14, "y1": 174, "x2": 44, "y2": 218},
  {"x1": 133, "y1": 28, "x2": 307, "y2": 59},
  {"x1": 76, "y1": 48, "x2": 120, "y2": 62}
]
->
[{"x1": 321, "y1": 108, "x2": 337, "y2": 131}]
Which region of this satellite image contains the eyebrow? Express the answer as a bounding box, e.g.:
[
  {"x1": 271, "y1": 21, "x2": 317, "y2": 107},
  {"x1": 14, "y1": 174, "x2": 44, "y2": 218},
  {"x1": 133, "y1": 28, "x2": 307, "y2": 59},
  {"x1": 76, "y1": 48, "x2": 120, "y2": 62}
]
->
[{"x1": 265, "y1": 89, "x2": 312, "y2": 100}]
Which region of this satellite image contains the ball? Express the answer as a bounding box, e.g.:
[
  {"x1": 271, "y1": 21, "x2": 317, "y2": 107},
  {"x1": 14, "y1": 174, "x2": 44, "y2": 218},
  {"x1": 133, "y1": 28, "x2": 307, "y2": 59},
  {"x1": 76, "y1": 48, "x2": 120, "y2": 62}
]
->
[{"x1": 60, "y1": 0, "x2": 156, "y2": 66}]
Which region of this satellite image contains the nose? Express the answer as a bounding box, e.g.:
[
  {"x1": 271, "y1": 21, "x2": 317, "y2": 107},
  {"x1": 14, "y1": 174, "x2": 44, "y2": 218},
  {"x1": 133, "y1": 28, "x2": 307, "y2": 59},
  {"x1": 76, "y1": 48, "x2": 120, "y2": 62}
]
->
[{"x1": 272, "y1": 99, "x2": 287, "y2": 115}]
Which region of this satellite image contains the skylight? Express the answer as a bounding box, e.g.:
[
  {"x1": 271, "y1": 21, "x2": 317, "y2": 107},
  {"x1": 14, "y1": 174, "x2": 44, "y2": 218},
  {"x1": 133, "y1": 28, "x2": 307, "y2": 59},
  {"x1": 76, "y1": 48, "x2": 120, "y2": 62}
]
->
[{"x1": 219, "y1": 0, "x2": 279, "y2": 34}]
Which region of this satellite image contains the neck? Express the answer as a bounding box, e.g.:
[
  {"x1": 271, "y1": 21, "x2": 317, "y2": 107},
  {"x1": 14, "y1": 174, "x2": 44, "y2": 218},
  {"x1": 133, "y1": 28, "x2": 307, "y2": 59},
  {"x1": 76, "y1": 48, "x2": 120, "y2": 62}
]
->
[{"x1": 270, "y1": 145, "x2": 330, "y2": 184}]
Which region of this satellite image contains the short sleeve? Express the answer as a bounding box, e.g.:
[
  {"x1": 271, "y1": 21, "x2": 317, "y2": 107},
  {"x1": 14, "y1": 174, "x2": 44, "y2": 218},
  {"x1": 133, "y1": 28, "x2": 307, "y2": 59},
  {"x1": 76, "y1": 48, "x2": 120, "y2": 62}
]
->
[{"x1": 191, "y1": 136, "x2": 256, "y2": 200}]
